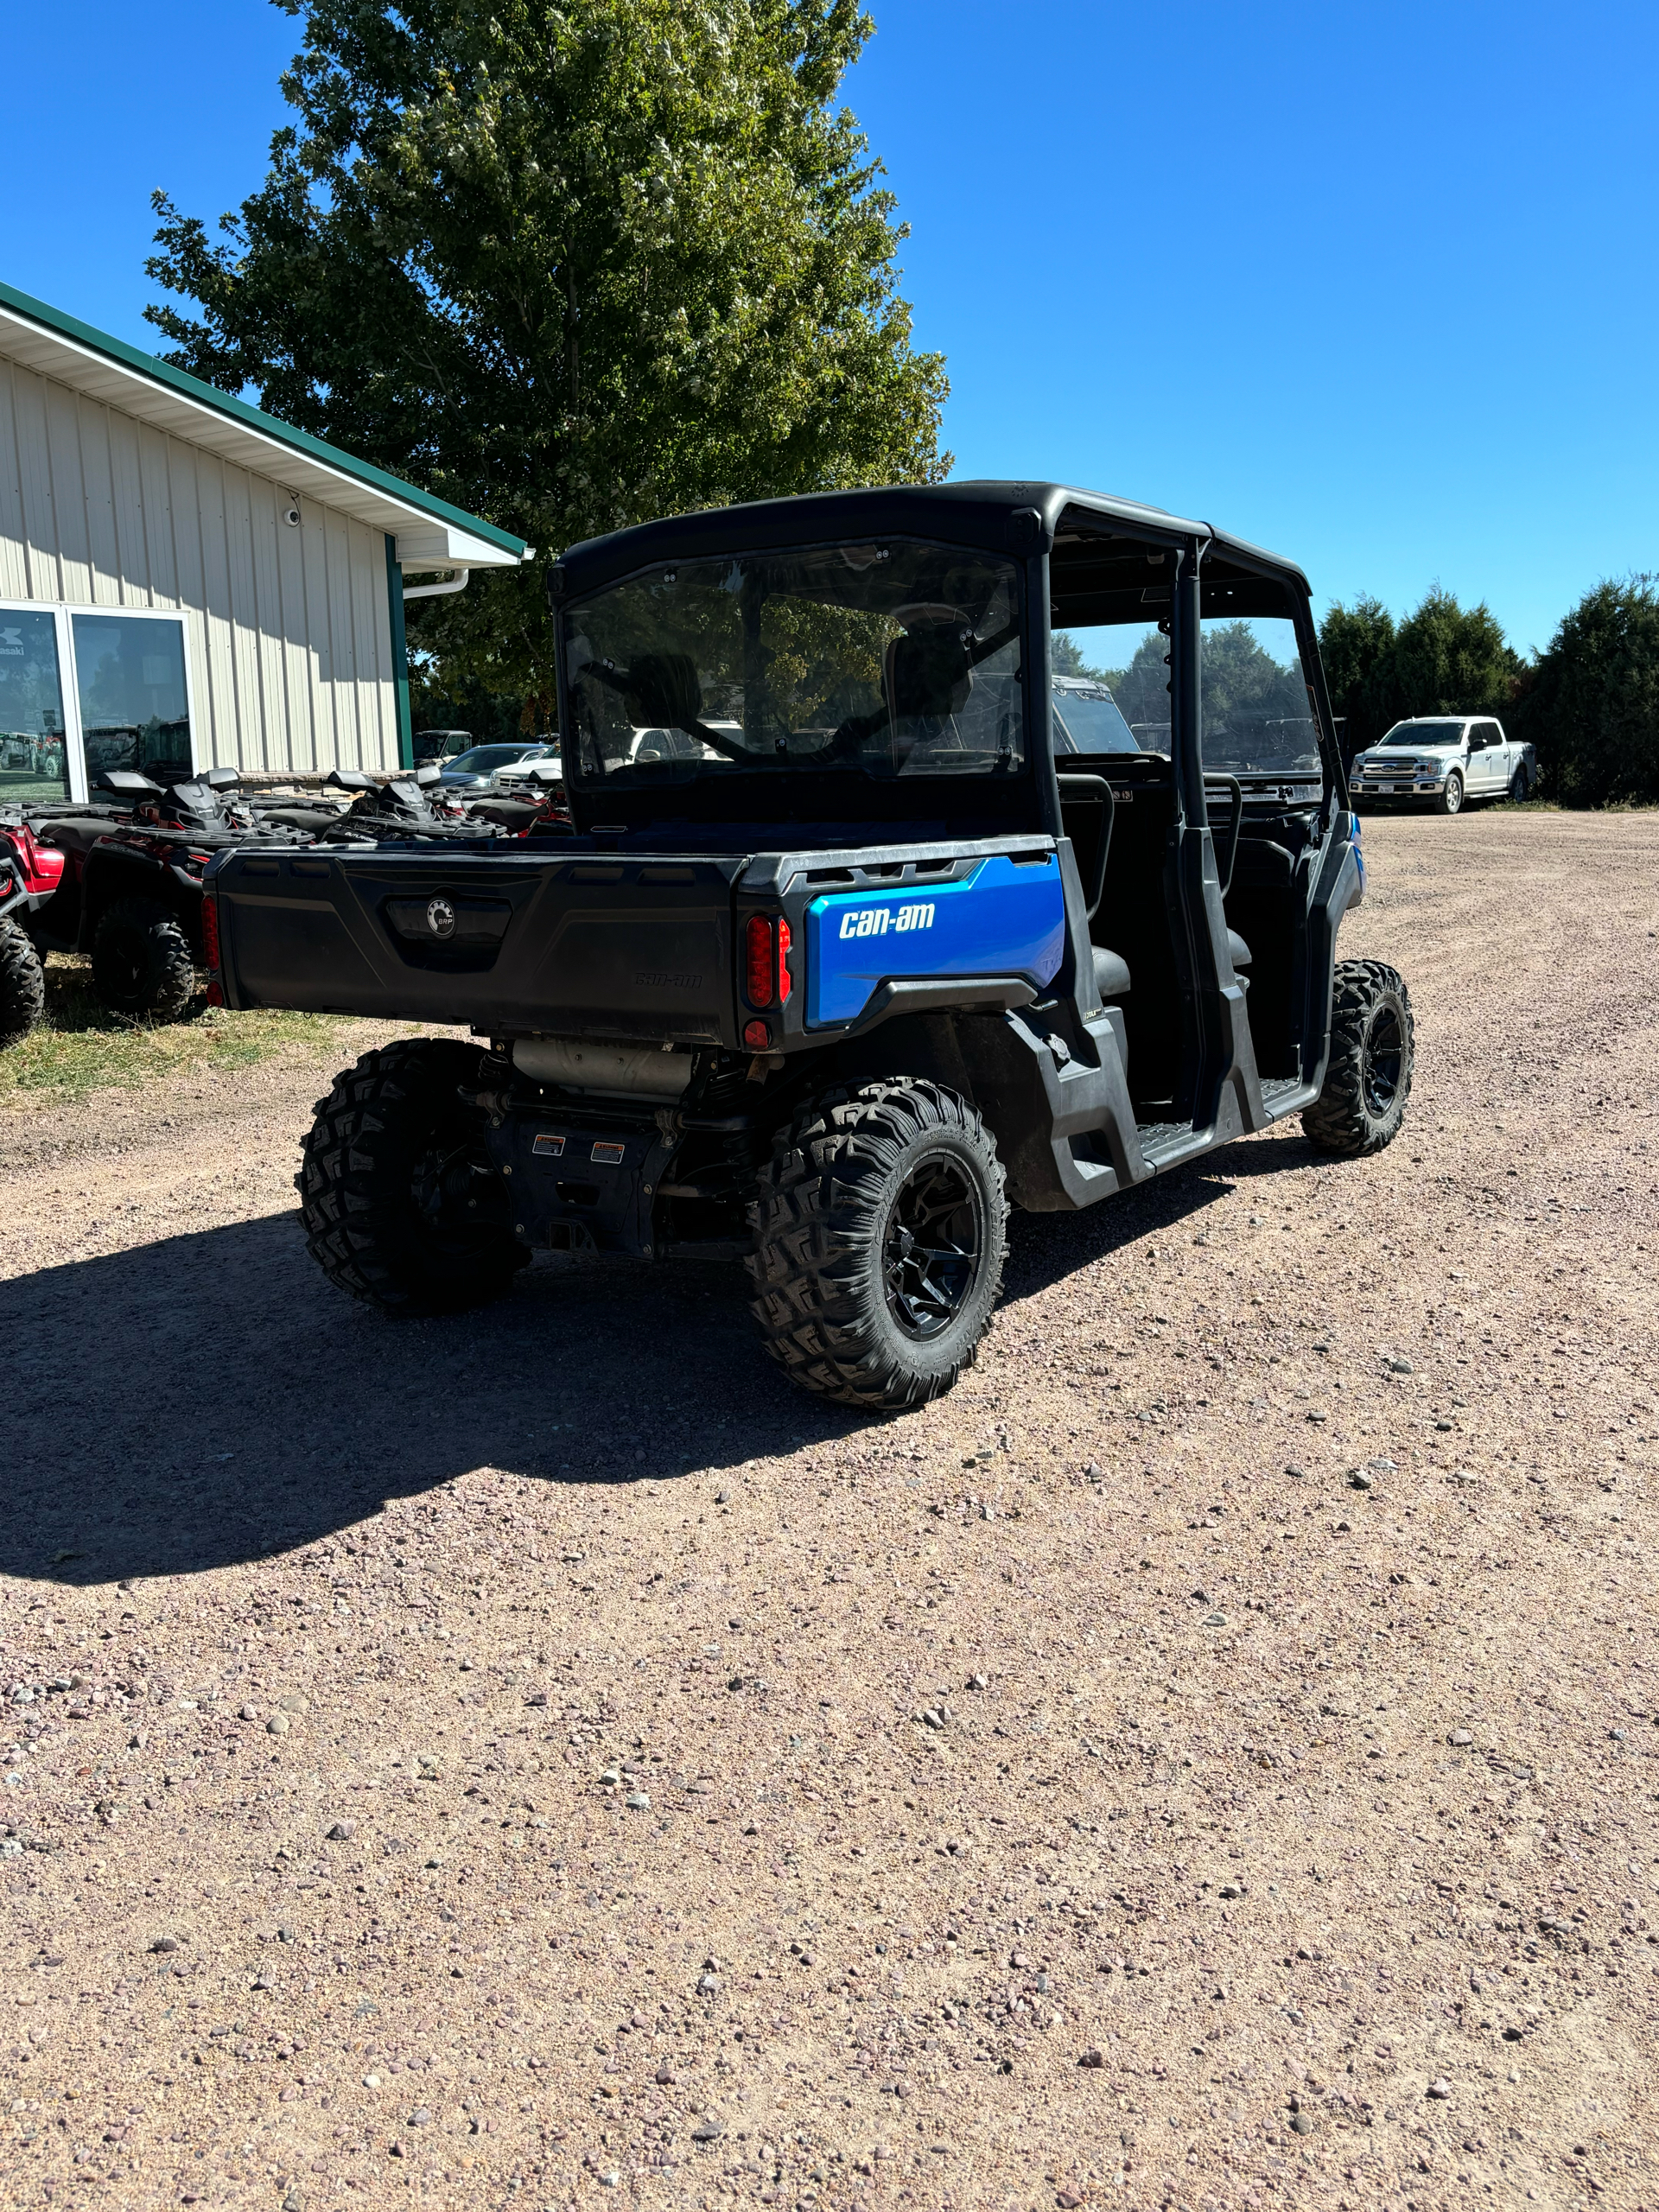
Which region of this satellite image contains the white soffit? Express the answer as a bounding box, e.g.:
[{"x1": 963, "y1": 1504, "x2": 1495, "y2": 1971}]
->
[{"x1": 0, "y1": 298, "x2": 531, "y2": 571}]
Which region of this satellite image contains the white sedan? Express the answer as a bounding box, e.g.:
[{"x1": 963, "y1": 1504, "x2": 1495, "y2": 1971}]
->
[{"x1": 1348, "y1": 717, "x2": 1535, "y2": 815}]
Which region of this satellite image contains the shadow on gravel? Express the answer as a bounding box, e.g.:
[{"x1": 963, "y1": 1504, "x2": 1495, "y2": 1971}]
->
[{"x1": 1, "y1": 1125, "x2": 1318, "y2": 1586}]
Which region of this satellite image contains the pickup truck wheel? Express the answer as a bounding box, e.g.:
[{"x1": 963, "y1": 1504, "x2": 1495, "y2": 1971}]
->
[
  {"x1": 1436, "y1": 771, "x2": 1465, "y2": 816},
  {"x1": 90, "y1": 896, "x2": 196, "y2": 1020},
  {"x1": 297, "y1": 1040, "x2": 529, "y2": 1316},
  {"x1": 1509, "y1": 764, "x2": 1530, "y2": 800},
  {"x1": 0, "y1": 917, "x2": 45, "y2": 1047},
  {"x1": 1303, "y1": 960, "x2": 1414, "y2": 1158},
  {"x1": 747, "y1": 1077, "x2": 1007, "y2": 1410}
]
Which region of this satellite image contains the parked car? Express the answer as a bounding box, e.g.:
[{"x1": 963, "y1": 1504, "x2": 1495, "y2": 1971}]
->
[
  {"x1": 209, "y1": 479, "x2": 1414, "y2": 1413},
  {"x1": 434, "y1": 742, "x2": 556, "y2": 791},
  {"x1": 412, "y1": 728, "x2": 474, "y2": 765},
  {"x1": 1349, "y1": 717, "x2": 1535, "y2": 815}
]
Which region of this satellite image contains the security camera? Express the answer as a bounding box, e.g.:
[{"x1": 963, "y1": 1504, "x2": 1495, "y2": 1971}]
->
[{"x1": 283, "y1": 504, "x2": 302, "y2": 528}]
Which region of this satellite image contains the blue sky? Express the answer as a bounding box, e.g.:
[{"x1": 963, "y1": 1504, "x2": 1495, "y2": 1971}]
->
[{"x1": 10, "y1": 1, "x2": 1656, "y2": 654}]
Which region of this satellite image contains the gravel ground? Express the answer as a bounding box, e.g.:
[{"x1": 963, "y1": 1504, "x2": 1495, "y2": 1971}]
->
[{"x1": 0, "y1": 810, "x2": 1656, "y2": 2212}]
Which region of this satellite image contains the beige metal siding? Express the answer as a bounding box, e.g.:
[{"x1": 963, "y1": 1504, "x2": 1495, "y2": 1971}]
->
[{"x1": 0, "y1": 350, "x2": 398, "y2": 772}]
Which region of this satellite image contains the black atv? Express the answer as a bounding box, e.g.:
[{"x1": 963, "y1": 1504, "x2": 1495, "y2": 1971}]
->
[
  {"x1": 320, "y1": 766, "x2": 504, "y2": 843},
  {"x1": 29, "y1": 767, "x2": 317, "y2": 1022}
]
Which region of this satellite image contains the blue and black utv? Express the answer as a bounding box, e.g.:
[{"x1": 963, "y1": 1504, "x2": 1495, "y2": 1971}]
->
[{"x1": 208, "y1": 483, "x2": 1414, "y2": 1409}]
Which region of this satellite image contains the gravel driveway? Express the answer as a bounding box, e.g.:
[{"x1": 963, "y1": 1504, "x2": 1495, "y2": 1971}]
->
[{"x1": 0, "y1": 811, "x2": 1655, "y2": 2211}]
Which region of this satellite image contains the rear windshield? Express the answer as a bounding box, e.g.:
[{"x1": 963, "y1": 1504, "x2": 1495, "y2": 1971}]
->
[{"x1": 563, "y1": 542, "x2": 1026, "y2": 790}]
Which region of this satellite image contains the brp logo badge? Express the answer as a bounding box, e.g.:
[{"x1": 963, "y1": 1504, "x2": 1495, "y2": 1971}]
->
[{"x1": 425, "y1": 896, "x2": 457, "y2": 940}]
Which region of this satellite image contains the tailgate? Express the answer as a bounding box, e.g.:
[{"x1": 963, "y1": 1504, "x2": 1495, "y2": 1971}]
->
[{"x1": 213, "y1": 846, "x2": 746, "y2": 1045}]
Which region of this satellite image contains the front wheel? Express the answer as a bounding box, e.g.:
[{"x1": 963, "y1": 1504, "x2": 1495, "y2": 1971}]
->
[
  {"x1": 297, "y1": 1040, "x2": 529, "y2": 1315},
  {"x1": 0, "y1": 917, "x2": 45, "y2": 1048},
  {"x1": 1437, "y1": 771, "x2": 1465, "y2": 816},
  {"x1": 91, "y1": 895, "x2": 196, "y2": 1020},
  {"x1": 1303, "y1": 960, "x2": 1414, "y2": 1157},
  {"x1": 747, "y1": 1077, "x2": 1008, "y2": 1410}
]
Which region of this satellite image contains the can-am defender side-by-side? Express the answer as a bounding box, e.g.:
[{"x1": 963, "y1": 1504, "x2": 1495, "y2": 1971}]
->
[{"x1": 208, "y1": 483, "x2": 1415, "y2": 1410}]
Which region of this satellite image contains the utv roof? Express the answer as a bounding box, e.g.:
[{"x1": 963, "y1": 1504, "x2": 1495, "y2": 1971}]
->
[{"x1": 552, "y1": 481, "x2": 1312, "y2": 601}]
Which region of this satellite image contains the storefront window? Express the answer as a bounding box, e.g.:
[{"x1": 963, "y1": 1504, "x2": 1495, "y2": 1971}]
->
[
  {"x1": 0, "y1": 608, "x2": 70, "y2": 803},
  {"x1": 72, "y1": 613, "x2": 192, "y2": 785}
]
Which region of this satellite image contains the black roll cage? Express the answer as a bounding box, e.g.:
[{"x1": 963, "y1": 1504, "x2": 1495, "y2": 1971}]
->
[{"x1": 549, "y1": 481, "x2": 1349, "y2": 844}]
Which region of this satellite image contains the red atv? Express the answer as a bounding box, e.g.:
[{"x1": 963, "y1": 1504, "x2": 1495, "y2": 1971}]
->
[{"x1": 0, "y1": 814, "x2": 66, "y2": 1046}]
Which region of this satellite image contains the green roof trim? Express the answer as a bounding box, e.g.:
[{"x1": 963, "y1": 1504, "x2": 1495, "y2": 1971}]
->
[{"x1": 0, "y1": 276, "x2": 531, "y2": 562}]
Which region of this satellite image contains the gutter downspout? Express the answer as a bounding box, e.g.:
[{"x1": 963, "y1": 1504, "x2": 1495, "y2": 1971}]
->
[
  {"x1": 385, "y1": 534, "x2": 413, "y2": 770},
  {"x1": 403, "y1": 569, "x2": 471, "y2": 601}
]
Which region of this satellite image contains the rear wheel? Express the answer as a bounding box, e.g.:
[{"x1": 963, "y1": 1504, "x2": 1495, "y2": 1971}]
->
[
  {"x1": 91, "y1": 895, "x2": 195, "y2": 1020},
  {"x1": 747, "y1": 1077, "x2": 1007, "y2": 1410},
  {"x1": 1509, "y1": 764, "x2": 1530, "y2": 801},
  {"x1": 1437, "y1": 771, "x2": 1465, "y2": 816},
  {"x1": 1304, "y1": 960, "x2": 1414, "y2": 1157},
  {"x1": 0, "y1": 917, "x2": 45, "y2": 1048},
  {"x1": 297, "y1": 1039, "x2": 528, "y2": 1315}
]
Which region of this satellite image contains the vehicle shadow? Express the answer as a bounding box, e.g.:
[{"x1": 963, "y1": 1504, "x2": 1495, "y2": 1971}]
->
[{"x1": 0, "y1": 1122, "x2": 1319, "y2": 1586}]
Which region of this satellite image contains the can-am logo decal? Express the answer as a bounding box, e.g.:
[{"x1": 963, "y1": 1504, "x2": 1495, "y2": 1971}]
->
[
  {"x1": 837, "y1": 902, "x2": 935, "y2": 940},
  {"x1": 425, "y1": 896, "x2": 456, "y2": 939}
]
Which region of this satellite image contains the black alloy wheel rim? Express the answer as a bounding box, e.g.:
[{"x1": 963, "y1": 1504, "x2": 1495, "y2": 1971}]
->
[
  {"x1": 882, "y1": 1152, "x2": 983, "y2": 1340},
  {"x1": 412, "y1": 1136, "x2": 510, "y2": 1259},
  {"x1": 1363, "y1": 1005, "x2": 1404, "y2": 1117}
]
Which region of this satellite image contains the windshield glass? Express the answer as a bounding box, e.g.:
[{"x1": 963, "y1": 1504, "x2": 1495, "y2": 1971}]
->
[
  {"x1": 565, "y1": 543, "x2": 1025, "y2": 787},
  {"x1": 1053, "y1": 624, "x2": 1171, "y2": 755},
  {"x1": 1052, "y1": 682, "x2": 1140, "y2": 755},
  {"x1": 448, "y1": 746, "x2": 532, "y2": 772},
  {"x1": 1200, "y1": 617, "x2": 1319, "y2": 774},
  {"x1": 1379, "y1": 721, "x2": 1463, "y2": 748}
]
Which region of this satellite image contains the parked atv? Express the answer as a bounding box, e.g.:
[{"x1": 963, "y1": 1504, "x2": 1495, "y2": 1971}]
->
[
  {"x1": 321, "y1": 766, "x2": 504, "y2": 843},
  {"x1": 28, "y1": 767, "x2": 317, "y2": 1022},
  {"x1": 0, "y1": 814, "x2": 63, "y2": 1046},
  {"x1": 463, "y1": 759, "x2": 572, "y2": 836}
]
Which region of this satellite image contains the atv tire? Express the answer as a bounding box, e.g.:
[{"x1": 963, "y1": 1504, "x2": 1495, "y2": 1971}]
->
[
  {"x1": 1303, "y1": 959, "x2": 1414, "y2": 1157},
  {"x1": 747, "y1": 1077, "x2": 1007, "y2": 1410},
  {"x1": 297, "y1": 1039, "x2": 529, "y2": 1316},
  {"x1": 91, "y1": 896, "x2": 196, "y2": 1021},
  {"x1": 0, "y1": 917, "x2": 45, "y2": 1048}
]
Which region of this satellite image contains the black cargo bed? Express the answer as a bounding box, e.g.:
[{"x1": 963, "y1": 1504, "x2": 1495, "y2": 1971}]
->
[{"x1": 213, "y1": 843, "x2": 747, "y2": 1045}]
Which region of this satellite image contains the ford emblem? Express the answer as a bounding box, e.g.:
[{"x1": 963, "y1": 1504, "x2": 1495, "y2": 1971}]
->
[{"x1": 426, "y1": 896, "x2": 456, "y2": 939}]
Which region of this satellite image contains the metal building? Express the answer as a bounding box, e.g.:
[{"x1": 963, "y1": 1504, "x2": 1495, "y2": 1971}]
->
[{"x1": 0, "y1": 278, "x2": 532, "y2": 804}]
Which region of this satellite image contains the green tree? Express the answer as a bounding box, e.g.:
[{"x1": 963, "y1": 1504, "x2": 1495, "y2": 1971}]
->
[
  {"x1": 1510, "y1": 576, "x2": 1659, "y2": 805},
  {"x1": 1370, "y1": 587, "x2": 1520, "y2": 737},
  {"x1": 145, "y1": 0, "x2": 950, "y2": 708},
  {"x1": 1319, "y1": 594, "x2": 1395, "y2": 756}
]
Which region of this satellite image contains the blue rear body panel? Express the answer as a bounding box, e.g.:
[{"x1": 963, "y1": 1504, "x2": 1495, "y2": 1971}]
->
[{"x1": 804, "y1": 852, "x2": 1065, "y2": 1028}]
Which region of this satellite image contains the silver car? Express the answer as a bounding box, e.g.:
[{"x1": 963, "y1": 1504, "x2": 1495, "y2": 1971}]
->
[{"x1": 1348, "y1": 716, "x2": 1535, "y2": 815}]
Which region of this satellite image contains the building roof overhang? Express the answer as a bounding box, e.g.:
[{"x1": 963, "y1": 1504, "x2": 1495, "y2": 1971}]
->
[{"x1": 0, "y1": 278, "x2": 533, "y2": 573}]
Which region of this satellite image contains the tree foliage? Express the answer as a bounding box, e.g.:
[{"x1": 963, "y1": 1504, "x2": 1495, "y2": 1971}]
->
[
  {"x1": 1510, "y1": 576, "x2": 1659, "y2": 806},
  {"x1": 145, "y1": 0, "x2": 950, "y2": 705},
  {"x1": 1318, "y1": 587, "x2": 1519, "y2": 757}
]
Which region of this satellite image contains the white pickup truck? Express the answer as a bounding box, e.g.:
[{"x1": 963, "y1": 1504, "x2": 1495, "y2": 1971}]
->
[{"x1": 1348, "y1": 716, "x2": 1535, "y2": 815}]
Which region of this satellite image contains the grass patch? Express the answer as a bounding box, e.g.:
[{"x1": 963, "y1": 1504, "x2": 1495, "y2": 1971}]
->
[{"x1": 0, "y1": 954, "x2": 344, "y2": 1107}]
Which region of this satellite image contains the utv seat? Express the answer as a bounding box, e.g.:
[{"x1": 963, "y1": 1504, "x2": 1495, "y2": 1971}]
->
[
  {"x1": 1090, "y1": 931, "x2": 1249, "y2": 1001},
  {"x1": 1091, "y1": 945, "x2": 1133, "y2": 1000}
]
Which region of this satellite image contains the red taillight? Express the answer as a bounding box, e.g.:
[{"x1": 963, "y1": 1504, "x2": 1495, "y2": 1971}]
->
[
  {"x1": 743, "y1": 1018, "x2": 772, "y2": 1051},
  {"x1": 776, "y1": 917, "x2": 792, "y2": 1004},
  {"x1": 745, "y1": 914, "x2": 774, "y2": 1007}
]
